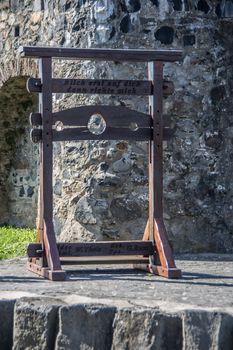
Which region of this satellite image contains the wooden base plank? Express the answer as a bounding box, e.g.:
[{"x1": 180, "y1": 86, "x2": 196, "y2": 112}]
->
[
  {"x1": 60, "y1": 256, "x2": 150, "y2": 265},
  {"x1": 27, "y1": 240, "x2": 154, "y2": 258},
  {"x1": 133, "y1": 263, "x2": 182, "y2": 279},
  {"x1": 27, "y1": 261, "x2": 66, "y2": 281}
]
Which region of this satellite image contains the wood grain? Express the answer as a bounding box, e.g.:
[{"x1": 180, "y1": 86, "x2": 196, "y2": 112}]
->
[
  {"x1": 20, "y1": 46, "x2": 183, "y2": 62},
  {"x1": 27, "y1": 78, "x2": 174, "y2": 96},
  {"x1": 27, "y1": 241, "x2": 154, "y2": 258}
]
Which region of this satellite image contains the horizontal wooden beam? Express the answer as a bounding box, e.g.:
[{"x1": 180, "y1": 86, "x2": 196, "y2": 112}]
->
[
  {"x1": 27, "y1": 78, "x2": 151, "y2": 95},
  {"x1": 27, "y1": 78, "x2": 174, "y2": 96},
  {"x1": 29, "y1": 112, "x2": 42, "y2": 126},
  {"x1": 30, "y1": 129, "x2": 42, "y2": 143},
  {"x1": 19, "y1": 46, "x2": 183, "y2": 62},
  {"x1": 30, "y1": 127, "x2": 175, "y2": 143},
  {"x1": 30, "y1": 111, "x2": 172, "y2": 128},
  {"x1": 53, "y1": 127, "x2": 151, "y2": 141},
  {"x1": 60, "y1": 256, "x2": 150, "y2": 265},
  {"x1": 27, "y1": 241, "x2": 154, "y2": 258},
  {"x1": 52, "y1": 106, "x2": 152, "y2": 128}
]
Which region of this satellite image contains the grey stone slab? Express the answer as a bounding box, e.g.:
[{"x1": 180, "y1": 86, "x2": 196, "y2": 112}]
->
[
  {"x1": 55, "y1": 304, "x2": 116, "y2": 350},
  {"x1": 0, "y1": 256, "x2": 233, "y2": 350},
  {"x1": 218, "y1": 313, "x2": 233, "y2": 350},
  {"x1": 0, "y1": 299, "x2": 15, "y2": 350},
  {"x1": 182, "y1": 310, "x2": 233, "y2": 350},
  {"x1": 1, "y1": 256, "x2": 233, "y2": 310},
  {"x1": 13, "y1": 297, "x2": 62, "y2": 350},
  {"x1": 112, "y1": 308, "x2": 182, "y2": 350}
]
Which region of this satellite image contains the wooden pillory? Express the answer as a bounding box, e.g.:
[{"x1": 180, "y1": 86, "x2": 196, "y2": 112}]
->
[{"x1": 19, "y1": 46, "x2": 183, "y2": 281}]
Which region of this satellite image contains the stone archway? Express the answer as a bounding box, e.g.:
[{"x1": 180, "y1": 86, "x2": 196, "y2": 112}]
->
[{"x1": 0, "y1": 76, "x2": 38, "y2": 227}]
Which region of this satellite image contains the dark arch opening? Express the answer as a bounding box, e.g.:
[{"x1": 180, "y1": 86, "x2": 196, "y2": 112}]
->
[{"x1": 0, "y1": 76, "x2": 38, "y2": 227}]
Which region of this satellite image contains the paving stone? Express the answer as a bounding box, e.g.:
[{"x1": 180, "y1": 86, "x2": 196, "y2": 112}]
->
[
  {"x1": 55, "y1": 304, "x2": 116, "y2": 350},
  {"x1": 0, "y1": 299, "x2": 15, "y2": 350},
  {"x1": 183, "y1": 310, "x2": 233, "y2": 350},
  {"x1": 0, "y1": 255, "x2": 233, "y2": 350},
  {"x1": 112, "y1": 308, "x2": 182, "y2": 350},
  {"x1": 13, "y1": 298, "x2": 61, "y2": 350}
]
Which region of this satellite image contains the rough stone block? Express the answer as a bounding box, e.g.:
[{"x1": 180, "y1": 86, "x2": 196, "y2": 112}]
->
[
  {"x1": 218, "y1": 313, "x2": 233, "y2": 350},
  {"x1": 13, "y1": 298, "x2": 59, "y2": 350},
  {"x1": 121, "y1": 0, "x2": 141, "y2": 13},
  {"x1": 112, "y1": 308, "x2": 182, "y2": 350},
  {"x1": 183, "y1": 34, "x2": 196, "y2": 46},
  {"x1": 0, "y1": 299, "x2": 15, "y2": 350},
  {"x1": 197, "y1": 0, "x2": 210, "y2": 14},
  {"x1": 10, "y1": 0, "x2": 23, "y2": 12},
  {"x1": 0, "y1": 0, "x2": 9, "y2": 10},
  {"x1": 172, "y1": 0, "x2": 182, "y2": 11},
  {"x1": 221, "y1": 1, "x2": 233, "y2": 17},
  {"x1": 34, "y1": 0, "x2": 44, "y2": 11},
  {"x1": 55, "y1": 304, "x2": 116, "y2": 350},
  {"x1": 154, "y1": 26, "x2": 174, "y2": 45},
  {"x1": 183, "y1": 310, "x2": 233, "y2": 350},
  {"x1": 120, "y1": 14, "x2": 131, "y2": 33}
]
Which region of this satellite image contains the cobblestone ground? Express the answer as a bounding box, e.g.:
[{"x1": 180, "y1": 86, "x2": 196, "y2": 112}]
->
[{"x1": 0, "y1": 254, "x2": 232, "y2": 310}]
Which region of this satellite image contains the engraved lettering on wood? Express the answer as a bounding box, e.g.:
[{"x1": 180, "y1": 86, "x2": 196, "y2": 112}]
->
[
  {"x1": 110, "y1": 243, "x2": 123, "y2": 255},
  {"x1": 126, "y1": 243, "x2": 149, "y2": 253},
  {"x1": 64, "y1": 79, "x2": 150, "y2": 95},
  {"x1": 58, "y1": 243, "x2": 72, "y2": 256}
]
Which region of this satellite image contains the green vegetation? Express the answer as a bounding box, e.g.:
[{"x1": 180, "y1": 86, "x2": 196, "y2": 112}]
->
[{"x1": 0, "y1": 226, "x2": 36, "y2": 259}]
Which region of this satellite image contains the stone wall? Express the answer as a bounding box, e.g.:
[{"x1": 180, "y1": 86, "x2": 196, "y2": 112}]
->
[
  {"x1": 0, "y1": 296, "x2": 233, "y2": 350},
  {"x1": 0, "y1": 0, "x2": 233, "y2": 252},
  {"x1": 0, "y1": 76, "x2": 38, "y2": 227}
]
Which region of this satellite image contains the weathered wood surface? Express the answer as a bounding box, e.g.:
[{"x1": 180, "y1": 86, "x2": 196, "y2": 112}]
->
[
  {"x1": 27, "y1": 78, "x2": 174, "y2": 96},
  {"x1": 53, "y1": 127, "x2": 151, "y2": 141},
  {"x1": 27, "y1": 241, "x2": 154, "y2": 258},
  {"x1": 29, "y1": 112, "x2": 42, "y2": 126},
  {"x1": 147, "y1": 61, "x2": 181, "y2": 277},
  {"x1": 60, "y1": 256, "x2": 150, "y2": 265},
  {"x1": 38, "y1": 57, "x2": 64, "y2": 273},
  {"x1": 30, "y1": 110, "x2": 172, "y2": 128},
  {"x1": 27, "y1": 261, "x2": 66, "y2": 281},
  {"x1": 30, "y1": 127, "x2": 175, "y2": 143},
  {"x1": 53, "y1": 106, "x2": 152, "y2": 127},
  {"x1": 20, "y1": 46, "x2": 183, "y2": 62},
  {"x1": 133, "y1": 263, "x2": 182, "y2": 278},
  {"x1": 30, "y1": 129, "x2": 42, "y2": 143}
]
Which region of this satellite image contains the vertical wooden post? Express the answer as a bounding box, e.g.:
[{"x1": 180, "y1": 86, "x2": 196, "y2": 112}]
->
[
  {"x1": 148, "y1": 61, "x2": 181, "y2": 278},
  {"x1": 36, "y1": 69, "x2": 45, "y2": 252},
  {"x1": 148, "y1": 61, "x2": 164, "y2": 233},
  {"x1": 37, "y1": 58, "x2": 65, "y2": 280}
]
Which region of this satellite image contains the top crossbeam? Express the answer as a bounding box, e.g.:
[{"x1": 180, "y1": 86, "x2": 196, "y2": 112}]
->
[{"x1": 19, "y1": 46, "x2": 183, "y2": 62}]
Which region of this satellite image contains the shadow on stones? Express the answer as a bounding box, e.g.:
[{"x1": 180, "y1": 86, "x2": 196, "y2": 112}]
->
[
  {"x1": 0, "y1": 268, "x2": 232, "y2": 287},
  {"x1": 64, "y1": 268, "x2": 233, "y2": 287},
  {"x1": 0, "y1": 276, "x2": 41, "y2": 282},
  {"x1": 176, "y1": 255, "x2": 233, "y2": 262}
]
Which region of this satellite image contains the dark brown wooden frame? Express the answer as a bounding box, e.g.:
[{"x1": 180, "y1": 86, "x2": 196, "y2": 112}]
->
[{"x1": 20, "y1": 46, "x2": 183, "y2": 281}]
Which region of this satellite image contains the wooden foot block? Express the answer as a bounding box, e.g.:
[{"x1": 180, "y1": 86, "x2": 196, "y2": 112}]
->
[
  {"x1": 48, "y1": 270, "x2": 67, "y2": 281},
  {"x1": 152, "y1": 265, "x2": 182, "y2": 279},
  {"x1": 27, "y1": 261, "x2": 66, "y2": 281},
  {"x1": 133, "y1": 263, "x2": 182, "y2": 279}
]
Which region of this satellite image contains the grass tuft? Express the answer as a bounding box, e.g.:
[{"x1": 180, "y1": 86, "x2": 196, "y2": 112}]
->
[{"x1": 0, "y1": 226, "x2": 36, "y2": 260}]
